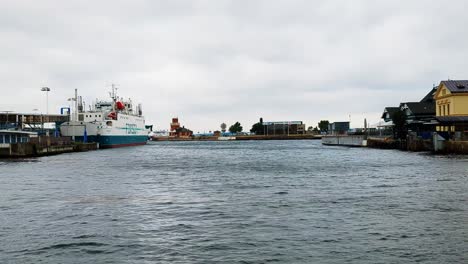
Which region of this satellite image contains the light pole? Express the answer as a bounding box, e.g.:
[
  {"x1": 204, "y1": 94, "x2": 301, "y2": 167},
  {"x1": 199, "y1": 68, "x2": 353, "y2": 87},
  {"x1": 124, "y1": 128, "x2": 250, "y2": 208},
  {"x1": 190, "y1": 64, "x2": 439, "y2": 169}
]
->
[
  {"x1": 41, "y1": 87, "x2": 51, "y2": 115},
  {"x1": 66, "y1": 89, "x2": 80, "y2": 142}
]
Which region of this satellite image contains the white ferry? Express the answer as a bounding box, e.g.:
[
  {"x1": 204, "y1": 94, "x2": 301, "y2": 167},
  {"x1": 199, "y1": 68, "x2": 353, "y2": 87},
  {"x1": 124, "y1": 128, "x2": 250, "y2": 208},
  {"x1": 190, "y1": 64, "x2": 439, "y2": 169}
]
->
[{"x1": 60, "y1": 86, "x2": 148, "y2": 148}]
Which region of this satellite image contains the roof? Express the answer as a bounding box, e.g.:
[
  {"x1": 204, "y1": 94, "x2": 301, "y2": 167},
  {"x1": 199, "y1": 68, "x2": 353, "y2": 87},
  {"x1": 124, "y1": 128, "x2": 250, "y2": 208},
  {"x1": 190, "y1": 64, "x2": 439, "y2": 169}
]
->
[
  {"x1": 420, "y1": 87, "x2": 437, "y2": 103},
  {"x1": 381, "y1": 107, "x2": 399, "y2": 119},
  {"x1": 436, "y1": 116, "x2": 468, "y2": 123},
  {"x1": 440, "y1": 80, "x2": 468, "y2": 93},
  {"x1": 0, "y1": 130, "x2": 38, "y2": 135},
  {"x1": 176, "y1": 127, "x2": 192, "y2": 133},
  {"x1": 400, "y1": 102, "x2": 435, "y2": 116}
]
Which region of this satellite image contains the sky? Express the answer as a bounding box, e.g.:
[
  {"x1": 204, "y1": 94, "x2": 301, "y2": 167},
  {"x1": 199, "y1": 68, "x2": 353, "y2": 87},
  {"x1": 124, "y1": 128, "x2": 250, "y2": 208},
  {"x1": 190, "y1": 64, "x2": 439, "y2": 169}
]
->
[{"x1": 1, "y1": 0, "x2": 468, "y2": 132}]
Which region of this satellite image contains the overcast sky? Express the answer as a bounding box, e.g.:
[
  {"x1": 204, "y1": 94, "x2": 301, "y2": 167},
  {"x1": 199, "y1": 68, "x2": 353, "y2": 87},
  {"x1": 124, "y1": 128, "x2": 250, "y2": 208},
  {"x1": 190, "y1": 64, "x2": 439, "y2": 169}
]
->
[{"x1": 2, "y1": 0, "x2": 467, "y2": 132}]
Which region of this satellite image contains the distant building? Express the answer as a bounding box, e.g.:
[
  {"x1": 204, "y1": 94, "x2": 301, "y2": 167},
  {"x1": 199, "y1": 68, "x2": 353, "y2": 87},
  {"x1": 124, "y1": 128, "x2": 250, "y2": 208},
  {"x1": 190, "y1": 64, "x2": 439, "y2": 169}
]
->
[
  {"x1": 213, "y1": 131, "x2": 221, "y2": 137},
  {"x1": 328, "y1": 122, "x2": 350, "y2": 135},
  {"x1": 174, "y1": 127, "x2": 193, "y2": 138},
  {"x1": 399, "y1": 101, "x2": 435, "y2": 124},
  {"x1": 380, "y1": 87, "x2": 437, "y2": 139},
  {"x1": 262, "y1": 121, "x2": 306, "y2": 135},
  {"x1": 434, "y1": 80, "x2": 468, "y2": 138},
  {"x1": 170, "y1": 118, "x2": 180, "y2": 132},
  {"x1": 398, "y1": 88, "x2": 437, "y2": 137},
  {"x1": 169, "y1": 118, "x2": 193, "y2": 138},
  {"x1": 382, "y1": 87, "x2": 437, "y2": 125}
]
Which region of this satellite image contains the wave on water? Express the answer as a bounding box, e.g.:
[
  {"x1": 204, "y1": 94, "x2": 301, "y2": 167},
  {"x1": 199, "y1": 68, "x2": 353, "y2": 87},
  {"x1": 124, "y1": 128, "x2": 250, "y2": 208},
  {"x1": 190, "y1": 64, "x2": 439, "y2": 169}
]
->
[{"x1": 1, "y1": 141, "x2": 468, "y2": 263}]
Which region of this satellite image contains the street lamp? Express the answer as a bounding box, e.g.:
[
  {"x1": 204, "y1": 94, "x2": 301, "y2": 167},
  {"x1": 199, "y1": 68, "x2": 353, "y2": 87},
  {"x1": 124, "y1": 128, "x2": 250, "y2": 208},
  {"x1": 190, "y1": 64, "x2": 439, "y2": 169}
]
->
[{"x1": 41, "y1": 87, "x2": 50, "y2": 115}]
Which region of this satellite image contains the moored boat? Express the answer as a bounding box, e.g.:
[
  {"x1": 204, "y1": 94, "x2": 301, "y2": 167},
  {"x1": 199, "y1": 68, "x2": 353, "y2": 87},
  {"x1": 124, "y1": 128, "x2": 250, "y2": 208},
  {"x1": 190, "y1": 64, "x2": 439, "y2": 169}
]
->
[{"x1": 60, "y1": 86, "x2": 148, "y2": 148}]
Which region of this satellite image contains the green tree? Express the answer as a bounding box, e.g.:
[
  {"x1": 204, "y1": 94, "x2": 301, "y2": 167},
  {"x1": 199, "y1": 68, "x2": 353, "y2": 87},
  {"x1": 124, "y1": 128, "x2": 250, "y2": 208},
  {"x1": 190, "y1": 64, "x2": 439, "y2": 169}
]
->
[
  {"x1": 318, "y1": 120, "x2": 330, "y2": 133},
  {"x1": 229, "y1": 122, "x2": 243, "y2": 133},
  {"x1": 250, "y1": 122, "x2": 264, "y2": 135},
  {"x1": 249, "y1": 117, "x2": 264, "y2": 135},
  {"x1": 391, "y1": 110, "x2": 407, "y2": 139}
]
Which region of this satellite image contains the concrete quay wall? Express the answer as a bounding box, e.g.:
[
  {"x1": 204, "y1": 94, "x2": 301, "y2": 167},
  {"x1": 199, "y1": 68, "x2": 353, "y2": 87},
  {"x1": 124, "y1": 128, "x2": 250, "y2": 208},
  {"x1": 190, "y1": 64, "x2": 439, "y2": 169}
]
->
[
  {"x1": 322, "y1": 135, "x2": 366, "y2": 147},
  {"x1": 367, "y1": 137, "x2": 402, "y2": 149},
  {"x1": 436, "y1": 140, "x2": 468, "y2": 154},
  {"x1": 367, "y1": 136, "x2": 468, "y2": 154},
  {"x1": 367, "y1": 137, "x2": 432, "y2": 152},
  {"x1": 0, "y1": 142, "x2": 98, "y2": 158}
]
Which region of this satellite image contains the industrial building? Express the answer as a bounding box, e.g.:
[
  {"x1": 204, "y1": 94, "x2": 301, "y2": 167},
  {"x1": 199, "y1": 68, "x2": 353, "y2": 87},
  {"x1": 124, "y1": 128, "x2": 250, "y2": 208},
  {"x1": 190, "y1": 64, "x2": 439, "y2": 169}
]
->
[
  {"x1": 262, "y1": 121, "x2": 306, "y2": 135},
  {"x1": 328, "y1": 122, "x2": 350, "y2": 135}
]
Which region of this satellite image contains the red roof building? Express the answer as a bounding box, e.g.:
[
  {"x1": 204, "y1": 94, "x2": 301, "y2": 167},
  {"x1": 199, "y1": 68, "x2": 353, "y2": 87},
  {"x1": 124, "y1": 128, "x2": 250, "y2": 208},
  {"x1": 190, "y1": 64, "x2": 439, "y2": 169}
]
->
[{"x1": 169, "y1": 118, "x2": 193, "y2": 138}]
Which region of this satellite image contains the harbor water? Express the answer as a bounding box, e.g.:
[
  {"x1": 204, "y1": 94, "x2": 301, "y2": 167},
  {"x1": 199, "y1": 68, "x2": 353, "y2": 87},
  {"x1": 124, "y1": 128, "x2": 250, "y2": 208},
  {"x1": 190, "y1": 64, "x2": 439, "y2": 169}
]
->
[{"x1": 1, "y1": 140, "x2": 467, "y2": 263}]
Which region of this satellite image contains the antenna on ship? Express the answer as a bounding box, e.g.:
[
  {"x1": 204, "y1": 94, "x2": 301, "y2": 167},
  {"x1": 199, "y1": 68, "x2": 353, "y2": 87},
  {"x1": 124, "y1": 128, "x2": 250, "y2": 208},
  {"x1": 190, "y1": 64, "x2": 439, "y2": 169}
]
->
[
  {"x1": 110, "y1": 83, "x2": 118, "y2": 112},
  {"x1": 110, "y1": 83, "x2": 118, "y2": 100}
]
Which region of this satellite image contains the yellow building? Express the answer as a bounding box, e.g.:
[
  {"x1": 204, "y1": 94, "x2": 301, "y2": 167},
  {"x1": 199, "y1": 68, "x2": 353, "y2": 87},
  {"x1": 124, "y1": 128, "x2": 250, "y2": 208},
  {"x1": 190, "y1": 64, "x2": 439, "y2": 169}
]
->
[{"x1": 434, "y1": 80, "x2": 468, "y2": 133}]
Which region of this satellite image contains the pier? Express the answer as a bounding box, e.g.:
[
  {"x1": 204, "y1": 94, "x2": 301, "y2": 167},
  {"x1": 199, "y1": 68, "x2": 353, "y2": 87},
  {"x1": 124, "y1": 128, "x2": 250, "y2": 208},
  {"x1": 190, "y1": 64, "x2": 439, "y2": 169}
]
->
[
  {"x1": 321, "y1": 135, "x2": 367, "y2": 147},
  {"x1": 0, "y1": 112, "x2": 69, "y2": 130},
  {"x1": 0, "y1": 112, "x2": 96, "y2": 158},
  {"x1": 0, "y1": 134, "x2": 97, "y2": 158}
]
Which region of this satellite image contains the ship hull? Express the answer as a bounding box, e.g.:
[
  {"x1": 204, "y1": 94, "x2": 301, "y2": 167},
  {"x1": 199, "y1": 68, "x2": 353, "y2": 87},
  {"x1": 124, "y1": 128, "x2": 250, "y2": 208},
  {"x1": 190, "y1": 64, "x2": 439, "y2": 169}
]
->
[
  {"x1": 98, "y1": 135, "x2": 148, "y2": 148},
  {"x1": 61, "y1": 113, "x2": 148, "y2": 149}
]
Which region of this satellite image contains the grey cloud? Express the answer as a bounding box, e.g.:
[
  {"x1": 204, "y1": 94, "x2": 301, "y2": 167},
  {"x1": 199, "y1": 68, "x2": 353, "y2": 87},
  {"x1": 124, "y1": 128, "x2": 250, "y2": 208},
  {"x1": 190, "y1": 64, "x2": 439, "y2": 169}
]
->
[{"x1": 1, "y1": 0, "x2": 468, "y2": 131}]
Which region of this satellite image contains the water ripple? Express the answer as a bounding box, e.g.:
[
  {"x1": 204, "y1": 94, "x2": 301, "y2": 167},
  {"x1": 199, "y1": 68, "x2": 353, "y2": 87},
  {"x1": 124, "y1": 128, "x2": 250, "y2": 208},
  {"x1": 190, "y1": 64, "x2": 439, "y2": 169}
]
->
[{"x1": 0, "y1": 141, "x2": 467, "y2": 263}]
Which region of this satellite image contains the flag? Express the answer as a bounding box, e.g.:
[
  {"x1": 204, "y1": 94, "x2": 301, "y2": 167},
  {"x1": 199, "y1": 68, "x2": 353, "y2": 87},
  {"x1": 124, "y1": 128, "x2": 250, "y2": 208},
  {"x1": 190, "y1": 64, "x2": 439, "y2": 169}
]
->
[{"x1": 83, "y1": 127, "x2": 88, "y2": 143}]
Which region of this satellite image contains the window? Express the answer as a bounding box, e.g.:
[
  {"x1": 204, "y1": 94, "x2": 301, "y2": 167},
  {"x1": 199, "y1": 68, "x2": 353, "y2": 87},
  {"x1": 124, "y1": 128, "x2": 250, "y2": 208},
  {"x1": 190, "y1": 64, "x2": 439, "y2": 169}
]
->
[
  {"x1": 439, "y1": 105, "x2": 442, "y2": 116},
  {"x1": 79, "y1": 114, "x2": 84, "y2": 121},
  {"x1": 447, "y1": 104, "x2": 450, "y2": 115}
]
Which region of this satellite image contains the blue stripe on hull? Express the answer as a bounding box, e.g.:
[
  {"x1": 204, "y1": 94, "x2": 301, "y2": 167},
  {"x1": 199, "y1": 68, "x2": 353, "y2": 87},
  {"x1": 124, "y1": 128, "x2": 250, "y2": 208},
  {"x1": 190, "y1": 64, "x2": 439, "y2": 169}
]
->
[{"x1": 98, "y1": 135, "x2": 148, "y2": 148}]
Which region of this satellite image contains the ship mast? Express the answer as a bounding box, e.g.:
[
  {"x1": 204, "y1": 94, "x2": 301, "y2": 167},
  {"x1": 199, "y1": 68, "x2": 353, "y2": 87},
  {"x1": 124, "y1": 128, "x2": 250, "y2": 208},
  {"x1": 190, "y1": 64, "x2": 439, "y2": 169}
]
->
[{"x1": 110, "y1": 84, "x2": 118, "y2": 112}]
